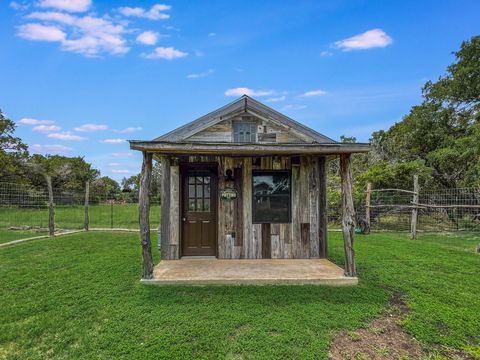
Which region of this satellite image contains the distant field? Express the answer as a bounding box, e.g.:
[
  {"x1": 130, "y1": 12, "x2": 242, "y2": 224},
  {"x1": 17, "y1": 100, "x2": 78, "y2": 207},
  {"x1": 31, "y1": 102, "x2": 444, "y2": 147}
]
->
[{"x1": 0, "y1": 204, "x2": 160, "y2": 242}]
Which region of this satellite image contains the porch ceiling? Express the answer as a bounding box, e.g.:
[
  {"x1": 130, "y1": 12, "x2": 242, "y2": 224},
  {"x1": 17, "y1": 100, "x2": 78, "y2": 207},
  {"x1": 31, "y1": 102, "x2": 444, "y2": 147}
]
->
[{"x1": 141, "y1": 259, "x2": 358, "y2": 286}]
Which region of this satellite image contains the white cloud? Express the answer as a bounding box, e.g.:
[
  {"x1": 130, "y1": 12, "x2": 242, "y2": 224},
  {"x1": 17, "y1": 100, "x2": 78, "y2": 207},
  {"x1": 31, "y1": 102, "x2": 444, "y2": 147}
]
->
[
  {"x1": 18, "y1": 12, "x2": 129, "y2": 56},
  {"x1": 208, "y1": 32, "x2": 216, "y2": 37},
  {"x1": 335, "y1": 29, "x2": 393, "y2": 51},
  {"x1": 108, "y1": 162, "x2": 120, "y2": 166},
  {"x1": 112, "y1": 152, "x2": 133, "y2": 157},
  {"x1": 142, "y1": 46, "x2": 188, "y2": 60},
  {"x1": 136, "y1": 31, "x2": 159, "y2": 45},
  {"x1": 300, "y1": 90, "x2": 327, "y2": 97},
  {"x1": 113, "y1": 127, "x2": 143, "y2": 133},
  {"x1": 281, "y1": 104, "x2": 307, "y2": 111},
  {"x1": 187, "y1": 69, "x2": 214, "y2": 79},
  {"x1": 47, "y1": 132, "x2": 86, "y2": 141},
  {"x1": 320, "y1": 51, "x2": 333, "y2": 57},
  {"x1": 101, "y1": 138, "x2": 125, "y2": 144},
  {"x1": 27, "y1": 11, "x2": 76, "y2": 24},
  {"x1": 17, "y1": 118, "x2": 54, "y2": 125},
  {"x1": 32, "y1": 124, "x2": 61, "y2": 133},
  {"x1": 111, "y1": 169, "x2": 130, "y2": 174},
  {"x1": 224, "y1": 88, "x2": 275, "y2": 97},
  {"x1": 61, "y1": 16, "x2": 129, "y2": 56},
  {"x1": 17, "y1": 23, "x2": 66, "y2": 42},
  {"x1": 265, "y1": 95, "x2": 286, "y2": 103},
  {"x1": 37, "y1": 0, "x2": 91, "y2": 12},
  {"x1": 74, "y1": 123, "x2": 108, "y2": 132},
  {"x1": 30, "y1": 144, "x2": 73, "y2": 154},
  {"x1": 118, "y1": 4, "x2": 171, "y2": 20},
  {"x1": 10, "y1": 1, "x2": 29, "y2": 10}
]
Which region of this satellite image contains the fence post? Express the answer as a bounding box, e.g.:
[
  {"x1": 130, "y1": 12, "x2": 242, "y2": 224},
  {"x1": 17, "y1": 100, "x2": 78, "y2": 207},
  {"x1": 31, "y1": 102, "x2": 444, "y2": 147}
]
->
[
  {"x1": 410, "y1": 175, "x2": 419, "y2": 239},
  {"x1": 84, "y1": 181, "x2": 89, "y2": 231},
  {"x1": 46, "y1": 175, "x2": 55, "y2": 236},
  {"x1": 365, "y1": 182, "x2": 372, "y2": 228}
]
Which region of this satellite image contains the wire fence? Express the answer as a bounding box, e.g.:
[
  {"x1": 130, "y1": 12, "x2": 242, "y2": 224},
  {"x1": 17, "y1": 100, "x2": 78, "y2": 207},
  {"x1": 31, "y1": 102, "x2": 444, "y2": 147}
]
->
[
  {"x1": 364, "y1": 186, "x2": 480, "y2": 232},
  {"x1": 1, "y1": 180, "x2": 479, "y2": 243},
  {"x1": 0, "y1": 182, "x2": 160, "y2": 243}
]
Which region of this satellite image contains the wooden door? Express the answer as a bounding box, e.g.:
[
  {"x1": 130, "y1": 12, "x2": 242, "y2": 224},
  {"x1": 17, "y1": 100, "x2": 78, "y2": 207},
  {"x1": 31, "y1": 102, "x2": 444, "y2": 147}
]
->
[{"x1": 181, "y1": 165, "x2": 217, "y2": 256}]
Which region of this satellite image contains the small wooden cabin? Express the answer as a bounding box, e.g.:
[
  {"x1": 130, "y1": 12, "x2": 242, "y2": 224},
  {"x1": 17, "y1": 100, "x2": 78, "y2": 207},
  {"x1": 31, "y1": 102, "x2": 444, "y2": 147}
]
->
[{"x1": 130, "y1": 95, "x2": 369, "y2": 279}]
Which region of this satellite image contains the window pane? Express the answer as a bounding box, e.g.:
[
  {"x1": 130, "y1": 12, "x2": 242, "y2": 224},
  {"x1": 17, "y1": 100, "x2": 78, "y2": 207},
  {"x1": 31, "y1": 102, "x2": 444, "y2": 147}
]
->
[
  {"x1": 189, "y1": 176, "x2": 196, "y2": 185},
  {"x1": 234, "y1": 122, "x2": 256, "y2": 143},
  {"x1": 197, "y1": 199, "x2": 203, "y2": 211},
  {"x1": 252, "y1": 171, "x2": 291, "y2": 223},
  {"x1": 253, "y1": 195, "x2": 290, "y2": 223},
  {"x1": 196, "y1": 185, "x2": 203, "y2": 198},
  {"x1": 253, "y1": 173, "x2": 290, "y2": 195},
  {"x1": 188, "y1": 199, "x2": 196, "y2": 211},
  {"x1": 203, "y1": 199, "x2": 210, "y2": 211},
  {"x1": 204, "y1": 184, "x2": 210, "y2": 197},
  {"x1": 189, "y1": 185, "x2": 195, "y2": 198}
]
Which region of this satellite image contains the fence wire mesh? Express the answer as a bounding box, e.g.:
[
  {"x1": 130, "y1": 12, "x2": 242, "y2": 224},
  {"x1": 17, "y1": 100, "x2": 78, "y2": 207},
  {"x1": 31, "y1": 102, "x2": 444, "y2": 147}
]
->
[
  {"x1": 0, "y1": 182, "x2": 160, "y2": 242},
  {"x1": 366, "y1": 187, "x2": 480, "y2": 232},
  {"x1": 1, "y1": 181, "x2": 479, "y2": 243}
]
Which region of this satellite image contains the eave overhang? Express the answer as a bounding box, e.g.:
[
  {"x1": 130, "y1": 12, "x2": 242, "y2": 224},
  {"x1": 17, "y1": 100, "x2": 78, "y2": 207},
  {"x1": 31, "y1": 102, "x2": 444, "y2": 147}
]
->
[{"x1": 129, "y1": 140, "x2": 371, "y2": 156}]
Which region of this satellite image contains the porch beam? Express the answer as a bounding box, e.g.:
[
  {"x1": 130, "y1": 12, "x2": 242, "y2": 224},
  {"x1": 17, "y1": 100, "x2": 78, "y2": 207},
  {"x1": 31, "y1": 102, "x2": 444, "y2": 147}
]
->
[
  {"x1": 340, "y1": 153, "x2": 356, "y2": 277},
  {"x1": 139, "y1": 151, "x2": 154, "y2": 279},
  {"x1": 129, "y1": 141, "x2": 370, "y2": 155}
]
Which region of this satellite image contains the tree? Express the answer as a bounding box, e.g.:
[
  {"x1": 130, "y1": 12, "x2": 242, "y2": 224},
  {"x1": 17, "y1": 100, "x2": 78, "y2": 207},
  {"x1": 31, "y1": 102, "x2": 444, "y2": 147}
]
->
[
  {"x1": 365, "y1": 35, "x2": 480, "y2": 190},
  {"x1": 0, "y1": 110, "x2": 29, "y2": 182}
]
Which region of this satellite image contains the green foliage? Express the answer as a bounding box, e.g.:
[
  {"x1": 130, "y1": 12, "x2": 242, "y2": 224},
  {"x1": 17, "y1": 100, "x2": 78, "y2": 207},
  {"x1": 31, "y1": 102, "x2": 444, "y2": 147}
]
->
[
  {"x1": 348, "y1": 35, "x2": 480, "y2": 191},
  {"x1": 0, "y1": 110, "x2": 29, "y2": 182}
]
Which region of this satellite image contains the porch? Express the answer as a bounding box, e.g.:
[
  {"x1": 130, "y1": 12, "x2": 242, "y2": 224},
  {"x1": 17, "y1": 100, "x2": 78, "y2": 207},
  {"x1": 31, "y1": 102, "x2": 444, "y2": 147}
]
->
[{"x1": 141, "y1": 258, "x2": 358, "y2": 286}]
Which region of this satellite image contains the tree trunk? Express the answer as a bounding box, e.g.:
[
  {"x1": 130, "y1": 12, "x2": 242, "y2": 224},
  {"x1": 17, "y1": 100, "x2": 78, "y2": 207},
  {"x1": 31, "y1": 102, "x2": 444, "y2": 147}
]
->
[
  {"x1": 46, "y1": 175, "x2": 55, "y2": 236},
  {"x1": 340, "y1": 154, "x2": 356, "y2": 277},
  {"x1": 139, "y1": 151, "x2": 154, "y2": 279},
  {"x1": 410, "y1": 175, "x2": 419, "y2": 239},
  {"x1": 84, "y1": 181, "x2": 89, "y2": 231}
]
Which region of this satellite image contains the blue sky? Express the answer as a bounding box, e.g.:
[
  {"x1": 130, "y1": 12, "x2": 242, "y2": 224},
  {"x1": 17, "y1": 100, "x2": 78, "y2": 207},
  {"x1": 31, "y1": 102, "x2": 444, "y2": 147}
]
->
[{"x1": 1, "y1": 0, "x2": 479, "y2": 181}]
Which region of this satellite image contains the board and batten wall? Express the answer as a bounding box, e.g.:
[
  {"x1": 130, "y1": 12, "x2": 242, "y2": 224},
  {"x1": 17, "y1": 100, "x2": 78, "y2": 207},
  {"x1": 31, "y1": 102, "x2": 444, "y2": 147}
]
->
[{"x1": 159, "y1": 155, "x2": 327, "y2": 260}]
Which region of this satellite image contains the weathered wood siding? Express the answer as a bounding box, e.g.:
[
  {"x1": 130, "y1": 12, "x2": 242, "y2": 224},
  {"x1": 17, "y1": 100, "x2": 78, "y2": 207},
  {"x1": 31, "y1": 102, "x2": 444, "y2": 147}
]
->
[
  {"x1": 158, "y1": 155, "x2": 328, "y2": 260},
  {"x1": 186, "y1": 116, "x2": 307, "y2": 144}
]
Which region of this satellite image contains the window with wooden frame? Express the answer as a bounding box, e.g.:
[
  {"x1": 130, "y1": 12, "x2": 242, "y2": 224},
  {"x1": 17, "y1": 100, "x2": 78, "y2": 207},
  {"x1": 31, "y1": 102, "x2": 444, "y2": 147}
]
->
[
  {"x1": 252, "y1": 170, "x2": 291, "y2": 223},
  {"x1": 233, "y1": 122, "x2": 257, "y2": 143}
]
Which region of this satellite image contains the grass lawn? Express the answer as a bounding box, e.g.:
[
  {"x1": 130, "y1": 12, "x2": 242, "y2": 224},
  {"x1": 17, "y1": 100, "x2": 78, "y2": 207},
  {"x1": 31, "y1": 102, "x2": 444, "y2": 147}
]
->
[
  {"x1": 0, "y1": 204, "x2": 160, "y2": 243},
  {"x1": 0, "y1": 230, "x2": 45, "y2": 244},
  {"x1": 0, "y1": 231, "x2": 479, "y2": 359}
]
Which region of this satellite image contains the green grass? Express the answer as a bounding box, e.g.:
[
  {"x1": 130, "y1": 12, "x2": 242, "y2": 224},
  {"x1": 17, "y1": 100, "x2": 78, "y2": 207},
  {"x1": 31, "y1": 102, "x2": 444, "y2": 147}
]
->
[
  {"x1": 0, "y1": 204, "x2": 160, "y2": 243},
  {"x1": 0, "y1": 231, "x2": 479, "y2": 359},
  {"x1": 0, "y1": 230, "x2": 44, "y2": 244}
]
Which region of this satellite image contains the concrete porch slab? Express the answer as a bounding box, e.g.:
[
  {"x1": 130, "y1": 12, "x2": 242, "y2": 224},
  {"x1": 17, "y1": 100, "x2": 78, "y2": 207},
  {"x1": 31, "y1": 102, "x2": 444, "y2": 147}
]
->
[{"x1": 141, "y1": 259, "x2": 358, "y2": 286}]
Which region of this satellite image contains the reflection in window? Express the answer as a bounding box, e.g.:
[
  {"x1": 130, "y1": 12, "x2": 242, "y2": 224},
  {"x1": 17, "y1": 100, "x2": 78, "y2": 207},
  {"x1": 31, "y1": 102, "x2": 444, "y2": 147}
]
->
[
  {"x1": 252, "y1": 171, "x2": 291, "y2": 223},
  {"x1": 188, "y1": 175, "x2": 211, "y2": 212}
]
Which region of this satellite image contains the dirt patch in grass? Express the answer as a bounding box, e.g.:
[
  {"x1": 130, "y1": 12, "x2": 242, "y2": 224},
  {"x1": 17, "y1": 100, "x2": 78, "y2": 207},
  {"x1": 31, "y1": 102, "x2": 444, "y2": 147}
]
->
[
  {"x1": 329, "y1": 292, "x2": 424, "y2": 360},
  {"x1": 329, "y1": 293, "x2": 478, "y2": 360}
]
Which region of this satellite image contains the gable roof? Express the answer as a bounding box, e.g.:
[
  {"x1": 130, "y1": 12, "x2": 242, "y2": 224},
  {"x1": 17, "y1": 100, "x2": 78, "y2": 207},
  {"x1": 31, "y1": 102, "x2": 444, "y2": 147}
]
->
[{"x1": 155, "y1": 95, "x2": 336, "y2": 144}]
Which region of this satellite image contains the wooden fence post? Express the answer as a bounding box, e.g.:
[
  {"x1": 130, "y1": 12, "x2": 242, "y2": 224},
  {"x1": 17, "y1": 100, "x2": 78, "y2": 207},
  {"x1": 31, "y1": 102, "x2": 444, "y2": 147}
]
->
[
  {"x1": 46, "y1": 175, "x2": 55, "y2": 236},
  {"x1": 84, "y1": 181, "x2": 89, "y2": 231},
  {"x1": 410, "y1": 175, "x2": 419, "y2": 239},
  {"x1": 340, "y1": 154, "x2": 356, "y2": 277},
  {"x1": 365, "y1": 182, "x2": 372, "y2": 228},
  {"x1": 139, "y1": 151, "x2": 154, "y2": 279}
]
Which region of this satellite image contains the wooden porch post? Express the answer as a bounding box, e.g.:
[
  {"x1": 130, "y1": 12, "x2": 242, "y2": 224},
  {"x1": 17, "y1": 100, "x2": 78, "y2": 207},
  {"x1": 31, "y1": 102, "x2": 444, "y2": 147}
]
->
[
  {"x1": 340, "y1": 153, "x2": 356, "y2": 277},
  {"x1": 139, "y1": 151, "x2": 154, "y2": 279}
]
